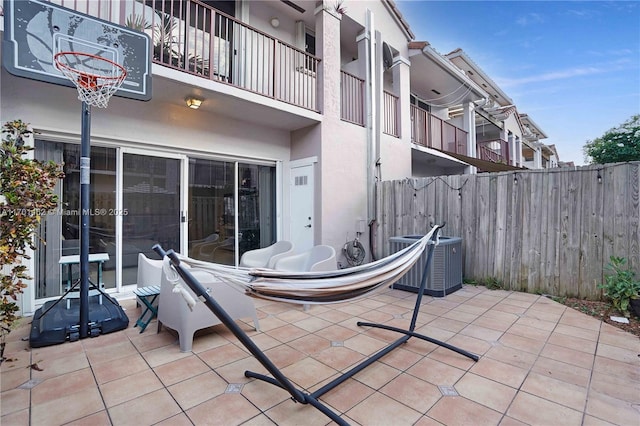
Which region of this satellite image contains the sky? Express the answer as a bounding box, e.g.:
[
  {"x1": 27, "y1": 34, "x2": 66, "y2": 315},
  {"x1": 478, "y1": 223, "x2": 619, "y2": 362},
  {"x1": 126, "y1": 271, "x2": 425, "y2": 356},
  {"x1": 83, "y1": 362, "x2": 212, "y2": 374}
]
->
[{"x1": 395, "y1": 0, "x2": 640, "y2": 165}]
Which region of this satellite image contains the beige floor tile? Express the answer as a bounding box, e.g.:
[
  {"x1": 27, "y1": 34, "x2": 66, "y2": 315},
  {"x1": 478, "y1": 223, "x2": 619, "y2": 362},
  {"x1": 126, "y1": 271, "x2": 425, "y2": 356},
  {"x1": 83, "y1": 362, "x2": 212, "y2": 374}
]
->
[
  {"x1": 31, "y1": 368, "x2": 97, "y2": 405},
  {"x1": 140, "y1": 341, "x2": 191, "y2": 367},
  {"x1": 168, "y1": 370, "x2": 228, "y2": 410},
  {"x1": 532, "y1": 356, "x2": 592, "y2": 387},
  {"x1": 31, "y1": 387, "x2": 104, "y2": 425},
  {"x1": 109, "y1": 388, "x2": 182, "y2": 425},
  {"x1": 347, "y1": 392, "x2": 423, "y2": 426},
  {"x1": 484, "y1": 344, "x2": 538, "y2": 370},
  {"x1": 281, "y1": 357, "x2": 339, "y2": 389},
  {"x1": 344, "y1": 333, "x2": 388, "y2": 356},
  {"x1": 582, "y1": 414, "x2": 619, "y2": 426},
  {"x1": 559, "y1": 310, "x2": 602, "y2": 331},
  {"x1": 546, "y1": 331, "x2": 598, "y2": 354},
  {"x1": 469, "y1": 356, "x2": 529, "y2": 389},
  {"x1": 592, "y1": 355, "x2": 640, "y2": 382},
  {"x1": 186, "y1": 393, "x2": 260, "y2": 425},
  {"x1": 379, "y1": 346, "x2": 424, "y2": 370},
  {"x1": 198, "y1": 342, "x2": 251, "y2": 369},
  {"x1": 460, "y1": 324, "x2": 504, "y2": 341},
  {"x1": 314, "y1": 345, "x2": 365, "y2": 371},
  {"x1": 317, "y1": 378, "x2": 375, "y2": 413},
  {"x1": 455, "y1": 372, "x2": 517, "y2": 412},
  {"x1": 598, "y1": 323, "x2": 640, "y2": 351},
  {"x1": 92, "y1": 353, "x2": 149, "y2": 384},
  {"x1": 498, "y1": 332, "x2": 546, "y2": 354},
  {"x1": 596, "y1": 342, "x2": 639, "y2": 364},
  {"x1": 507, "y1": 391, "x2": 583, "y2": 426},
  {"x1": 241, "y1": 376, "x2": 292, "y2": 411},
  {"x1": 520, "y1": 371, "x2": 588, "y2": 411},
  {"x1": 585, "y1": 390, "x2": 640, "y2": 425},
  {"x1": 358, "y1": 308, "x2": 395, "y2": 324},
  {"x1": 289, "y1": 333, "x2": 332, "y2": 355},
  {"x1": 155, "y1": 412, "x2": 195, "y2": 426},
  {"x1": 1, "y1": 408, "x2": 29, "y2": 426},
  {"x1": 214, "y1": 355, "x2": 266, "y2": 384},
  {"x1": 129, "y1": 329, "x2": 177, "y2": 353},
  {"x1": 31, "y1": 351, "x2": 90, "y2": 381},
  {"x1": 100, "y1": 369, "x2": 164, "y2": 407},
  {"x1": 1, "y1": 366, "x2": 31, "y2": 392},
  {"x1": 380, "y1": 373, "x2": 442, "y2": 412},
  {"x1": 85, "y1": 340, "x2": 139, "y2": 365},
  {"x1": 506, "y1": 323, "x2": 552, "y2": 341},
  {"x1": 406, "y1": 357, "x2": 466, "y2": 386},
  {"x1": 471, "y1": 314, "x2": 514, "y2": 332},
  {"x1": 0, "y1": 388, "x2": 30, "y2": 416},
  {"x1": 154, "y1": 354, "x2": 210, "y2": 386},
  {"x1": 445, "y1": 333, "x2": 493, "y2": 357},
  {"x1": 267, "y1": 324, "x2": 310, "y2": 343},
  {"x1": 427, "y1": 316, "x2": 469, "y2": 333},
  {"x1": 353, "y1": 360, "x2": 400, "y2": 389},
  {"x1": 540, "y1": 342, "x2": 595, "y2": 369},
  {"x1": 554, "y1": 323, "x2": 600, "y2": 341},
  {"x1": 589, "y1": 371, "x2": 640, "y2": 403},
  {"x1": 65, "y1": 410, "x2": 111, "y2": 425},
  {"x1": 427, "y1": 395, "x2": 503, "y2": 425},
  {"x1": 265, "y1": 398, "x2": 340, "y2": 426},
  {"x1": 263, "y1": 344, "x2": 307, "y2": 369}
]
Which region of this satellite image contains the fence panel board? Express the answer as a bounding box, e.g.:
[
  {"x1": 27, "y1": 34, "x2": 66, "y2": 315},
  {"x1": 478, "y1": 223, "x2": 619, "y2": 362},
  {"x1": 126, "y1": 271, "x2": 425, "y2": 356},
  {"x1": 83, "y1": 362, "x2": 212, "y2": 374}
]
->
[{"x1": 375, "y1": 162, "x2": 640, "y2": 299}]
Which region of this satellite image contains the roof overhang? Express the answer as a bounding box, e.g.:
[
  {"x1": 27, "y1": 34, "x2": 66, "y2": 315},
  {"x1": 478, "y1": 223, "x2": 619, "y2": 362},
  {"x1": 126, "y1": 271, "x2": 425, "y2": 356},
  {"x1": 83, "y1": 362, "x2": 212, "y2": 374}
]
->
[
  {"x1": 408, "y1": 42, "x2": 487, "y2": 107},
  {"x1": 442, "y1": 151, "x2": 526, "y2": 173},
  {"x1": 411, "y1": 144, "x2": 471, "y2": 174}
]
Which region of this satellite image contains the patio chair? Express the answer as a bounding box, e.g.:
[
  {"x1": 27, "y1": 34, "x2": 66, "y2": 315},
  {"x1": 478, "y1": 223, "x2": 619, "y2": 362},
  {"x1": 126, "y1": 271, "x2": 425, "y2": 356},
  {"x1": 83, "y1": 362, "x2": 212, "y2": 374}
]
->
[
  {"x1": 273, "y1": 245, "x2": 337, "y2": 272},
  {"x1": 136, "y1": 253, "x2": 163, "y2": 290},
  {"x1": 157, "y1": 268, "x2": 260, "y2": 352},
  {"x1": 239, "y1": 240, "x2": 294, "y2": 269}
]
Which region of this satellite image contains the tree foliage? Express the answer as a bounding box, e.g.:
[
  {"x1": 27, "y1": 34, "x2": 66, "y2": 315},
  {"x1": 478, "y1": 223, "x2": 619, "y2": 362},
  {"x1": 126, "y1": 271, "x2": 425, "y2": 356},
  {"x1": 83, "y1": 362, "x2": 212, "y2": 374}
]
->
[
  {"x1": 584, "y1": 115, "x2": 640, "y2": 164},
  {"x1": 0, "y1": 120, "x2": 64, "y2": 359}
]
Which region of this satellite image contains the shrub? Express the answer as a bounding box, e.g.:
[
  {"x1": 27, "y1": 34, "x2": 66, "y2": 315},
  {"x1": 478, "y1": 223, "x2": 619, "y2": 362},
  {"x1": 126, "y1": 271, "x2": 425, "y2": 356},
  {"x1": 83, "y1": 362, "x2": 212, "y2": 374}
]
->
[{"x1": 598, "y1": 256, "x2": 640, "y2": 317}]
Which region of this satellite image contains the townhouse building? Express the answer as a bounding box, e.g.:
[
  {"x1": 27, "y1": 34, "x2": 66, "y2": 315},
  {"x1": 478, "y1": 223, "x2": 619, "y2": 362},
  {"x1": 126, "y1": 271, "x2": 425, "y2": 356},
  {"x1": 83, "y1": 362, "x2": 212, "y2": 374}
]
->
[{"x1": 1, "y1": 0, "x2": 555, "y2": 315}]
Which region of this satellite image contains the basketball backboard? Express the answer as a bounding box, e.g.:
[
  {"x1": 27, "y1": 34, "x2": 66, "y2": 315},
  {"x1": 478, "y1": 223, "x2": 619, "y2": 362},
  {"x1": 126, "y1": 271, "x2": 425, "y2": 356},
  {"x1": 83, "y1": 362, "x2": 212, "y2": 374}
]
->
[{"x1": 2, "y1": 0, "x2": 152, "y2": 101}]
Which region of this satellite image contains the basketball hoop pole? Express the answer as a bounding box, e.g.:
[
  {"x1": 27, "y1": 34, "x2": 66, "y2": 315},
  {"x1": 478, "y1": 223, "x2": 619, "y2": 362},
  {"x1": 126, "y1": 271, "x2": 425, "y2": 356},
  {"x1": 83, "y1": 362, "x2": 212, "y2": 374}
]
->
[{"x1": 79, "y1": 101, "x2": 91, "y2": 339}]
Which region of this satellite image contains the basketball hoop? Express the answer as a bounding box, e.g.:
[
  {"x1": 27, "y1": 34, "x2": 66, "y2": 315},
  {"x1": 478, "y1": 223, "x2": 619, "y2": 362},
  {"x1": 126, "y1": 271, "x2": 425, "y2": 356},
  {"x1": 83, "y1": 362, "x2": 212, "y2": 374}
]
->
[{"x1": 54, "y1": 52, "x2": 127, "y2": 108}]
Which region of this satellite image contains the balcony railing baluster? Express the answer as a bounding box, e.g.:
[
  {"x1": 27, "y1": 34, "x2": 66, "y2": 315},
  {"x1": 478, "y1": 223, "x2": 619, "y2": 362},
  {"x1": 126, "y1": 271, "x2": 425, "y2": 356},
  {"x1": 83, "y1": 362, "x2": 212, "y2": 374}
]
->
[{"x1": 46, "y1": 0, "x2": 319, "y2": 111}]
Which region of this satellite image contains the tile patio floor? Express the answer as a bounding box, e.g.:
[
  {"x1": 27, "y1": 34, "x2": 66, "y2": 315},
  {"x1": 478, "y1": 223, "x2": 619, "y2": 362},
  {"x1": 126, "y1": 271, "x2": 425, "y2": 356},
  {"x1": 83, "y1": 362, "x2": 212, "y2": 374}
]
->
[{"x1": 2, "y1": 285, "x2": 639, "y2": 425}]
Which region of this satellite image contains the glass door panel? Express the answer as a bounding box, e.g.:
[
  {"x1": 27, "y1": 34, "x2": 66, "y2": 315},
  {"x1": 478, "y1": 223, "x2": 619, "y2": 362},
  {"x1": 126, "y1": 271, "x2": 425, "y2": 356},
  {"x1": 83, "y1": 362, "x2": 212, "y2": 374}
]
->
[
  {"x1": 122, "y1": 153, "x2": 181, "y2": 285},
  {"x1": 35, "y1": 141, "x2": 116, "y2": 299}
]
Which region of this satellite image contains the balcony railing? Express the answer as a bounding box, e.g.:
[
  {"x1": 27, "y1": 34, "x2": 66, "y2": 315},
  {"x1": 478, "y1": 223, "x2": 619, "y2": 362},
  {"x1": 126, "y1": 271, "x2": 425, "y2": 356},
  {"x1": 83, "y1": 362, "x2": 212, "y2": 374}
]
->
[
  {"x1": 410, "y1": 105, "x2": 468, "y2": 155},
  {"x1": 477, "y1": 139, "x2": 509, "y2": 164},
  {"x1": 340, "y1": 71, "x2": 365, "y2": 126},
  {"x1": 47, "y1": 0, "x2": 320, "y2": 111},
  {"x1": 383, "y1": 91, "x2": 399, "y2": 137}
]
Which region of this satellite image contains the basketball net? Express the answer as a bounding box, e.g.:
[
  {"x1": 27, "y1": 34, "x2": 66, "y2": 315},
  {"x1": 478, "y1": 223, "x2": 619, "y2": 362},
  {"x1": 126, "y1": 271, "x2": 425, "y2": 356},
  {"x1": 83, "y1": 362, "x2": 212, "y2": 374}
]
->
[{"x1": 54, "y1": 52, "x2": 127, "y2": 108}]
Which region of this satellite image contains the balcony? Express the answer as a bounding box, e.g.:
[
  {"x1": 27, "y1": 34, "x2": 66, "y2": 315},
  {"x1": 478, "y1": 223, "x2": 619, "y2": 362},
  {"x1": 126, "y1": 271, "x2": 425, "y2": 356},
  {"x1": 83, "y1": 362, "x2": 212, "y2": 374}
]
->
[
  {"x1": 477, "y1": 139, "x2": 509, "y2": 164},
  {"x1": 340, "y1": 71, "x2": 365, "y2": 126},
  {"x1": 410, "y1": 105, "x2": 468, "y2": 155},
  {"x1": 383, "y1": 91, "x2": 399, "y2": 137},
  {"x1": 48, "y1": 0, "x2": 320, "y2": 112}
]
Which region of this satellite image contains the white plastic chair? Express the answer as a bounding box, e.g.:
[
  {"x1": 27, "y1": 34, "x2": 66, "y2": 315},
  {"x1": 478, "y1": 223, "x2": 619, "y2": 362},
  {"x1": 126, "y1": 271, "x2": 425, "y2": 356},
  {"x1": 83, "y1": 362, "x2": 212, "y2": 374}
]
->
[
  {"x1": 157, "y1": 268, "x2": 260, "y2": 352},
  {"x1": 136, "y1": 253, "x2": 163, "y2": 290},
  {"x1": 273, "y1": 245, "x2": 337, "y2": 272},
  {"x1": 239, "y1": 241, "x2": 294, "y2": 269}
]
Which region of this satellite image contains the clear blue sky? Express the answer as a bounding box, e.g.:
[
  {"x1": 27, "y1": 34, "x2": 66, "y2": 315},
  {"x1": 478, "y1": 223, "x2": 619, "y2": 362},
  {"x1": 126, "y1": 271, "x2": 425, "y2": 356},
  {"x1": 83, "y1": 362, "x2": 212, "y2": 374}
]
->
[{"x1": 395, "y1": 0, "x2": 640, "y2": 165}]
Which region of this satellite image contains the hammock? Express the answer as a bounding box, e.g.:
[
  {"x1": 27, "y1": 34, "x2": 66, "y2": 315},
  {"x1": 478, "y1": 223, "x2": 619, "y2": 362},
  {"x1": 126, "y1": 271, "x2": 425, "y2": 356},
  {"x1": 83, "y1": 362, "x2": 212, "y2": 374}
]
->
[
  {"x1": 153, "y1": 224, "x2": 478, "y2": 426},
  {"x1": 175, "y1": 225, "x2": 436, "y2": 304}
]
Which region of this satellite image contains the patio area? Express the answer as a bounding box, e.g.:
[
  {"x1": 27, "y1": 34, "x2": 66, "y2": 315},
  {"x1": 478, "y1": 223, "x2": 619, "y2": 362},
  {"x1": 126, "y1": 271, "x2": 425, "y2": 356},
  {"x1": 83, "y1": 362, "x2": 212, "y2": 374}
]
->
[{"x1": 2, "y1": 285, "x2": 639, "y2": 425}]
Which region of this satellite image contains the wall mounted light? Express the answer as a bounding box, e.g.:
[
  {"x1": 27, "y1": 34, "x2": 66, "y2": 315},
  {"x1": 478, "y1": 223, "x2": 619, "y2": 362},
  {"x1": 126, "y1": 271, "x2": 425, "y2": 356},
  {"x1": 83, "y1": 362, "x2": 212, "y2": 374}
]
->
[
  {"x1": 270, "y1": 17, "x2": 280, "y2": 28},
  {"x1": 186, "y1": 97, "x2": 203, "y2": 109}
]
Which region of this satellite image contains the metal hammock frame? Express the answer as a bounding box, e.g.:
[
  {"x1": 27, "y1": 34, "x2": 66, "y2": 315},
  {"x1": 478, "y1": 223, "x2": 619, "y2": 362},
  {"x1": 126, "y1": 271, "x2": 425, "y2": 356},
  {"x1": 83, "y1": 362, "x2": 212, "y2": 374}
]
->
[{"x1": 153, "y1": 224, "x2": 478, "y2": 425}]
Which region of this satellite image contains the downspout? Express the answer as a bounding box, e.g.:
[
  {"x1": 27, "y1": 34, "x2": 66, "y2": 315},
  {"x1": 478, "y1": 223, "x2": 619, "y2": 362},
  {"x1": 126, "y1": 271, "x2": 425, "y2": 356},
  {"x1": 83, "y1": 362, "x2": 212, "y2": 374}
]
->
[{"x1": 365, "y1": 9, "x2": 378, "y2": 259}]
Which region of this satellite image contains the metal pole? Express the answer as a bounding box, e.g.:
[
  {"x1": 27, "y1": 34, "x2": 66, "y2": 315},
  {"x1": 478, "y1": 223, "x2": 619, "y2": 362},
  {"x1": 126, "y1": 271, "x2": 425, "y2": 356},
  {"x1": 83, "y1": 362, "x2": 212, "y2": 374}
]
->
[{"x1": 79, "y1": 101, "x2": 91, "y2": 338}]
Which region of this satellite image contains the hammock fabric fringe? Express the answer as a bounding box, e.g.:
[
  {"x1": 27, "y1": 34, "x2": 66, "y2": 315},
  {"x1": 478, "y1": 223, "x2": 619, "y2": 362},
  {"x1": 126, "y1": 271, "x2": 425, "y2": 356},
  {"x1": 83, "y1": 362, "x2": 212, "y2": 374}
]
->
[{"x1": 153, "y1": 224, "x2": 478, "y2": 426}]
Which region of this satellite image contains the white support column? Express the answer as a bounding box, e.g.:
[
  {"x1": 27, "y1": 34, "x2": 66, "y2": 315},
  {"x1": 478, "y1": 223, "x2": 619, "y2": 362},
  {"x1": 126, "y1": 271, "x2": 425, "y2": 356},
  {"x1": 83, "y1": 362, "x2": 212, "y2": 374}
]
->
[
  {"x1": 534, "y1": 147, "x2": 543, "y2": 169},
  {"x1": 462, "y1": 101, "x2": 477, "y2": 174}
]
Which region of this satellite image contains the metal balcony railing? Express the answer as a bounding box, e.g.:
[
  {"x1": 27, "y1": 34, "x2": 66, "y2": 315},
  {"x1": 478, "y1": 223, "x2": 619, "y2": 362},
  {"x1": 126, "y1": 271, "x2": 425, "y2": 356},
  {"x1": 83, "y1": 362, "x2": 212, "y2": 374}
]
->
[
  {"x1": 340, "y1": 71, "x2": 365, "y2": 126},
  {"x1": 47, "y1": 0, "x2": 320, "y2": 111},
  {"x1": 410, "y1": 105, "x2": 468, "y2": 155},
  {"x1": 477, "y1": 139, "x2": 509, "y2": 164},
  {"x1": 383, "y1": 91, "x2": 399, "y2": 137}
]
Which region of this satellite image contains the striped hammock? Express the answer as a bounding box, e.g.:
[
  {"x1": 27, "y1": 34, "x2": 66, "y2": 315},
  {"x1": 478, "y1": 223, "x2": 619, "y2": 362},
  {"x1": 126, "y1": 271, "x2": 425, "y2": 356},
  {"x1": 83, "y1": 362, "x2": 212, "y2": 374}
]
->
[{"x1": 174, "y1": 225, "x2": 440, "y2": 305}]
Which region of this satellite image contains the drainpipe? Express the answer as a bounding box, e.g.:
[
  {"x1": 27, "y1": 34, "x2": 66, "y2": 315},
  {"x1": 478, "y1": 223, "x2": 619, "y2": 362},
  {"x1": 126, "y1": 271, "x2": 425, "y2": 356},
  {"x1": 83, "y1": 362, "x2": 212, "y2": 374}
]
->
[{"x1": 365, "y1": 9, "x2": 376, "y2": 224}]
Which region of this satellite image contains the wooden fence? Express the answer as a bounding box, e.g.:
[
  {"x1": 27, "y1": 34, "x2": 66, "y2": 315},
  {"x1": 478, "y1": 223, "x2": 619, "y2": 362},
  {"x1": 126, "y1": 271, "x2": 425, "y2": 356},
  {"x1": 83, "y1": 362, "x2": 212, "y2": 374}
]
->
[{"x1": 376, "y1": 162, "x2": 640, "y2": 299}]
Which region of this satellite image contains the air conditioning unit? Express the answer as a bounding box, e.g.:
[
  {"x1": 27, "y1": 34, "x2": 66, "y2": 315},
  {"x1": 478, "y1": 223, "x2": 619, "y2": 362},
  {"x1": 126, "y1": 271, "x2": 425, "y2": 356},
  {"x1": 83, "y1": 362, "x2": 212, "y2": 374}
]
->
[{"x1": 389, "y1": 235, "x2": 463, "y2": 297}]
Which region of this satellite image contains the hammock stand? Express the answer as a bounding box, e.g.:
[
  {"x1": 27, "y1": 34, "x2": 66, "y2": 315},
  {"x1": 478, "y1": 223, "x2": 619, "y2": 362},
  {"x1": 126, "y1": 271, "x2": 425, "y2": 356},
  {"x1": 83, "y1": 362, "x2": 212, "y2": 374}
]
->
[{"x1": 153, "y1": 225, "x2": 478, "y2": 426}]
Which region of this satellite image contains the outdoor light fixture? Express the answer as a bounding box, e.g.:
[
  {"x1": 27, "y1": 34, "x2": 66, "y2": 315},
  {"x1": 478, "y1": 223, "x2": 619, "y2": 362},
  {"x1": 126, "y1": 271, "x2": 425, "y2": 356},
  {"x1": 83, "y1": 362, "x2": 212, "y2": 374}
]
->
[
  {"x1": 270, "y1": 17, "x2": 280, "y2": 28},
  {"x1": 186, "y1": 97, "x2": 203, "y2": 109}
]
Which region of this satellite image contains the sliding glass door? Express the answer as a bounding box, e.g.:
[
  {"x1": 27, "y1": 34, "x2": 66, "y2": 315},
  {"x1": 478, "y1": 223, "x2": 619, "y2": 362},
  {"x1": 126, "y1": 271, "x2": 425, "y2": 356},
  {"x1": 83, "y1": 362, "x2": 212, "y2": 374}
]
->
[{"x1": 121, "y1": 151, "x2": 183, "y2": 286}]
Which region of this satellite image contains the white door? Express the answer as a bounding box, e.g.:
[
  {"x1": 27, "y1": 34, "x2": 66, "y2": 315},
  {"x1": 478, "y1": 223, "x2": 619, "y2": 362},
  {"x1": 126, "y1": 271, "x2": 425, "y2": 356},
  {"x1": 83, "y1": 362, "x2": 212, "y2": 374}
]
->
[{"x1": 290, "y1": 161, "x2": 315, "y2": 251}]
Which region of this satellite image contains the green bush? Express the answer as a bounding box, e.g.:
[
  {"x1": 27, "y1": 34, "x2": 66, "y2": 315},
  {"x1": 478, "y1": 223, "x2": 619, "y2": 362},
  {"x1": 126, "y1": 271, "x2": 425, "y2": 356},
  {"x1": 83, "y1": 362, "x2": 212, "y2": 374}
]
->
[{"x1": 598, "y1": 256, "x2": 640, "y2": 317}]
